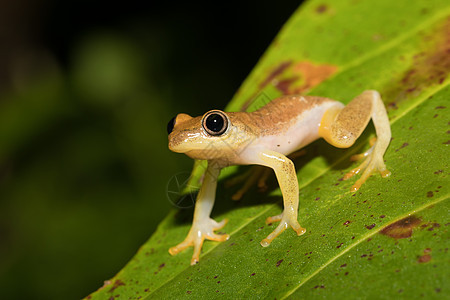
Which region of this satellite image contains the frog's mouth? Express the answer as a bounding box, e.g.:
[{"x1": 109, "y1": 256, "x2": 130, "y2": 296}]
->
[
  {"x1": 168, "y1": 137, "x2": 202, "y2": 154},
  {"x1": 168, "y1": 140, "x2": 186, "y2": 153},
  {"x1": 184, "y1": 149, "x2": 221, "y2": 160}
]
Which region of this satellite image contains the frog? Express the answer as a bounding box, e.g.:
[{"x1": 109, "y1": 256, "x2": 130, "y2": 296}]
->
[{"x1": 166, "y1": 90, "x2": 391, "y2": 265}]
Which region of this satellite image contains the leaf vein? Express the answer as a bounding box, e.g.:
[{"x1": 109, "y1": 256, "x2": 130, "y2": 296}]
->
[{"x1": 280, "y1": 194, "x2": 449, "y2": 299}]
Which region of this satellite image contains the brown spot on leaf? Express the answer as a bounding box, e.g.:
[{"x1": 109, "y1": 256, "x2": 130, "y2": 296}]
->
[
  {"x1": 384, "y1": 17, "x2": 450, "y2": 105},
  {"x1": 380, "y1": 216, "x2": 421, "y2": 239},
  {"x1": 366, "y1": 224, "x2": 376, "y2": 230},
  {"x1": 314, "y1": 285, "x2": 326, "y2": 289},
  {"x1": 259, "y1": 61, "x2": 293, "y2": 89},
  {"x1": 388, "y1": 102, "x2": 398, "y2": 110},
  {"x1": 427, "y1": 191, "x2": 434, "y2": 197},
  {"x1": 291, "y1": 61, "x2": 337, "y2": 93},
  {"x1": 395, "y1": 142, "x2": 409, "y2": 152},
  {"x1": 427, "y1": 222, "x2": 441, "y2": 231},
  {"x1": 241, "y1": 60, "x2": 337, "y2": 111},
  {"x1": 418, "y1": 254, "x2": 432, "y2": 263},
  {"x1": 276, "y1": 77, "x2": 300, "y2": 94},
  {"x1": 265, "y1": 61, "x2": 337, "y2": 96},
  {"x1": 240, "y1": 61, "x2": 293, "y2": 111},
  {"x1": 108, "y1": 279, "x2": 125, "y2": 293},
  {"x1": 276, "y1": 259, "x2": 284, "y2": 267},
  {"x1": 316, "y1": 4, "x2": 328, "y2": 14}
]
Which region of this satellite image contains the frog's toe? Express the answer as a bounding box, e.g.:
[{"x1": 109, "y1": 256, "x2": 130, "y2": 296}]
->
[
  {"x1": 169, "y1": 217, "x2": 229, "y2": 264},
  {"x1": 261, "y1": 213, "x2": 305, "y2": 247},
  {"x1": 346, "y1": 153, "x2": 390, "y2": 191},
  {"x1": 190, "y1": 242, "x2": 203, "y2": 265},
  {"x1": 291, "y1": 222, "x2": 307, "y2": 236},
  {"x1": 265, "y1": 213, "x2": 282, "y2": 224},
  {"x1": 212, "y1": 218, "x2": 228, "y2": 230},
  {"x1": 169, "y1": 239, "x2": 192, "y2": 256},
  {"x1": 207, "y1": 232, "x2": 230, "y2": 242},
  {"x1": 231, "y1": 190, "x2": 246, "y2": 201},
  {"x1": 344, "y1": 158, "x2": 369, "y2": 180}
]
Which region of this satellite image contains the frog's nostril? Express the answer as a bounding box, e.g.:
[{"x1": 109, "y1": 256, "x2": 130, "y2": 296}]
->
[{"x1": 167, "y1": 116, "x2": 176, "y2": 135}]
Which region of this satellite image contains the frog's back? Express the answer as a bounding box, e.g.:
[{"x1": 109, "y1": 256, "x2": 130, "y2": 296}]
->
[
  {"x1": 237, "y1": 95, "x2": 342, "y2": 157},
  {"x1": 251, "y1": 95, "x2": 337, "y2": 135}
]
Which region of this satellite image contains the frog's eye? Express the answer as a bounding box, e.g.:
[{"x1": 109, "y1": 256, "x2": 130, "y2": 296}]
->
[
  {"x1": 167, "y1": 116, "x2": 176, "y2": 135},
  {"x1": 202, "y1": 110, "x2": 229, "y2": 136}
]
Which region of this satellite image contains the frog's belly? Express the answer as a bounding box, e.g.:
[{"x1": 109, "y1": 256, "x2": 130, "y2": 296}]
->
[{"x1": 262, "y1": 102, "x2": 343, "y2": 155}]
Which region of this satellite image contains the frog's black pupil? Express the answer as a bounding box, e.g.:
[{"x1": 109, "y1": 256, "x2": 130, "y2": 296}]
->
[
  {"x1": 167, "y1": 116, "x2": 176, "y2": 135},
  {"x1": 205, "y1": 113, "x2": 224, "y2": 133}
]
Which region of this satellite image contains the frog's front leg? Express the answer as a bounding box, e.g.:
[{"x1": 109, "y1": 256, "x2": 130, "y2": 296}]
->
[
  {"x1": 256, "y1": 150, "x2": 306, "y2": 247},
  {"x1": 169, "y1": 162, "x2": 229, "y2": 265},
  {"x1": 319, "y1": 90, "x2": 391, "y2": 191}
]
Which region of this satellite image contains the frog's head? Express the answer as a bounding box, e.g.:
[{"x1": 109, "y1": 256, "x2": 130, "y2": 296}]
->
[{"x1": 167, "y1": 110, "x2": 250, "y2": 160}]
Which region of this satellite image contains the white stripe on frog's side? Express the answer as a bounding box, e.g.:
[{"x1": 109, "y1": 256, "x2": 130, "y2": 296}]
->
[{"x1": 239, "y1": 101, "x2": 344, "y2": 165}]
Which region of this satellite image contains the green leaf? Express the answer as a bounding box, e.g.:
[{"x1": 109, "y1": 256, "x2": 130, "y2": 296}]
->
[{"x1": 86, "y1": 0, "x2": 450, "y2": 299}]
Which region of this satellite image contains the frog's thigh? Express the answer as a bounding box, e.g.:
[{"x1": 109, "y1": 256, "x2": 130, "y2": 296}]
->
[{"x1": 319, "y1": 90, "x2": 386, "y2": 148}]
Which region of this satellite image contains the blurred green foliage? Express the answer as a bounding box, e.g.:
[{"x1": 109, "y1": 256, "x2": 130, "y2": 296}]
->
[
  {"x1": 0, "y1": 1, "x2": 301, "y2": 299},
  {"x1": 0, "y1": 32, "x2": 187, "y2": 299}
]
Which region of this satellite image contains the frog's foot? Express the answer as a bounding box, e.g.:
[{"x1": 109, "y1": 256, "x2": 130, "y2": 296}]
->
[
  {"x1": 226, "y1": 166, "x2": 270, "y2": 201},
  {"x1": 344, "y1": 142, "x2": 391, "y2": 192},
  {"x1": 260, "y1": 212, "x2": 306, "y2": 247},
  {"x1": 169, "y1": 218, "x2": 229, "y2": 265},
  {"x1": 349, "y1": 137, "x2": 377, "y2": 161}
]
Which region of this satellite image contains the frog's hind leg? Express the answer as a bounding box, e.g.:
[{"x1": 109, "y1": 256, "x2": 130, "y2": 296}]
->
[{"x1": 319, "y1": 90, "x2": 391, "y2": 191}]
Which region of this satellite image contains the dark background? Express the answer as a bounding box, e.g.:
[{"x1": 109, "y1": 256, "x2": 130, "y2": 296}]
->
[{"x1": 0, "y1": 1, "x2": 302, "y2": 299}]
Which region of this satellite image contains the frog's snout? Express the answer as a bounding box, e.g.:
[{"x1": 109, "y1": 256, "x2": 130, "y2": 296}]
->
[{"x1": 167, "y1": 113, "x2": 195, "y2": 153}]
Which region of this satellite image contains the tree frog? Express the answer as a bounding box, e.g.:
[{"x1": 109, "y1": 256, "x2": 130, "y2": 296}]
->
[{"x1": 167, "y1": 90, "x2": 391, "y2": 265}]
